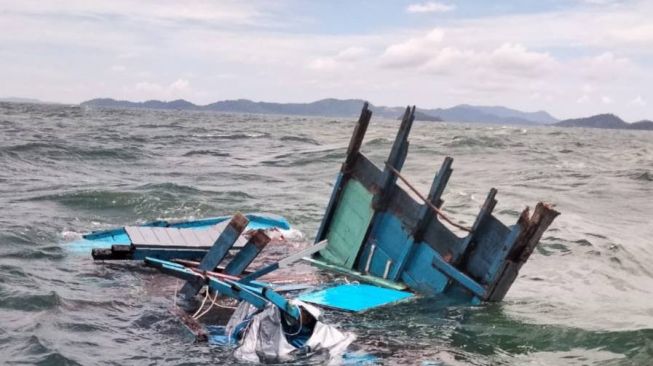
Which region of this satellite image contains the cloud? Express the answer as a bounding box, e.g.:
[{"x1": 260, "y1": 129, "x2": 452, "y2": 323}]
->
[
  {"x1": 380, "y1": 28, "x2": 444, "y2": 67},
  {"x1": 1, "y1": 0, "x2": 652, "y2": 120},
  {"x1": 578, "y1": 52, "x2": 632, "y2": 81},
  {"x1": 630, "y1": 95, "x2": 646, "y2": 106},
  {"x1": 577, "y1": 95, "x2": 591, "y2": 104},
  {"x1": 130, "y1": 78, "x2": 192, "y2": 100},
  {"x1": 601, "y1": 95, "x2": 613, "y2": 104},
  {"x1": 488, "y1": 43, "x2": 556, "y2": 76},
  {"x1": 308, "y1": 46, "x2": 371, "y2": 70},
  {"x1": 406, "y1": 2, "x2": 455, "y2": 14},
  {"x1": 381, "y1": 29, "x2": 555, "y2": 80}
]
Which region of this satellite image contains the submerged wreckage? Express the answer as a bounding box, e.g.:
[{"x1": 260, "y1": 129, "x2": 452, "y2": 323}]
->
[{"x1": 81, "y1": 104, "x2": 559, "y2": 362}]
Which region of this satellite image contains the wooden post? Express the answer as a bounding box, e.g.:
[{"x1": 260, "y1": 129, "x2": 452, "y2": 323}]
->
[
  {"x1": 223, "y1": 230, "x2": 270, "y2": 275},
  {"x1": 413, "y1": 156, "x2": 454, "y2": 240},
  {"x1": 315, "y1": 103, "x2": 372, "y2": 243},
  {"x1": 373, "y1": 106, "x2": 415, "y2": 210},
  {"x1": 180, "y1": 213, "x2": 249, "y2": 299},
  {"x1": 486, "y1": 202, "x2": 559, "y2": 301},
  {"x1": 456, "y1": 188, "x2": 498, "y2": 263}
]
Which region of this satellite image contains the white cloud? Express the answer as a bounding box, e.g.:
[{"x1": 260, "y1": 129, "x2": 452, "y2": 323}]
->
[
  {"x1": 308, "y1": 46, "x2": 371, "y2": 70},
  {"x1": 382, "y1": 30, "x2": 555, "y2": 80},
  {"x1": 380, "y1": 28, "x2": 444, "y2": 67},
  {"x1": 488, "y1": 43, "x2": 556, "y2": 76},
  {"x1": 1, "y1": 0, "x2": 653, "y2": 120},
  {"x1": 406, "y1": 2, "x2": 455, "y2": 14},
  {"x1": 577, "y1": 95, "x2": 591, "y2": 104},
  {"x1": 630, "y1": 95, "x2": 646, "y2": 106},
  {"x1": 578, "y1": 52, "x2": 632, "y2": 81},
  {"x1": 609, "y1": 25, "x2": 653, "y2": 46},
  {"x1": 601, "y1": 95, "x2": 613, "y2": 104},
  {"x1": 130, "y1": 78, "x2": 192, "y2": 100}
]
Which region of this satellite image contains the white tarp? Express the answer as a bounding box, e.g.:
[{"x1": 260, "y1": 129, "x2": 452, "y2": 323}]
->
[{"x1": 232, "y1": 300, "x2": 356, "y2": 364}]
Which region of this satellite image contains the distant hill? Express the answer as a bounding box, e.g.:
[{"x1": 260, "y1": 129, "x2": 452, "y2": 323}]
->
[
  {"x1": 81, "y1": 97, "x2": 558, "y2": 125},
  {"x1": 420, "y1": 104, "x2": 557, "y2": 125},
  {"x1": 398, "y1": 110, "x2": 442, "y2": 122},
  {"x1": 0, "y1": 97, "x2": 54, "y2": 104},
  {"x1": 555, "y1": 114, "x2": 653, "y2": 131}
]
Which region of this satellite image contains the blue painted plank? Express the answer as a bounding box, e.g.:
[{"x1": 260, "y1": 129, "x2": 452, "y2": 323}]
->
[
  {"x1": 358, "y1": 213, "x2": 413, "y2": 281},
  {"x1": 430, "y1": 253, "x2": 487, "y2": 298},
  {"x1": 180, "y1": 214, "x2": 249, "y2": 299},
  {"x1": 70, "y1": 213, "x2": 289, "y2": 254},
  {"x1": 223, "y1": 230, "x2": 269, "y2": 275},
  {"x1": 298, "y1": 284, "x2": 414, "y2": 312},
  {"x1": 400, "y1": 242, "x2": 450, "y2": 295}
]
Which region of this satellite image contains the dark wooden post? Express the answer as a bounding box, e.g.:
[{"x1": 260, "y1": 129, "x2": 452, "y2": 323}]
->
[
  {"x1": 486, "y1": 202, "x2": 559, "y2": 301},
  {"x1": 456, "y1": 188, "x2": 498, "y2": 263},
  {"x1": 373, "y1": 106, "x2": 415, "y2": 210},
  {"x1": 413, "y1": 156, "x2": 454, "y2": 240},
  {"x1": 314, "y1": 103, "x2": 373, "y2": 243}
]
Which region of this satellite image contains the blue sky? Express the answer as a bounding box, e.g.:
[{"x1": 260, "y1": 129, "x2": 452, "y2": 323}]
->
[{"x1": 1, "y1": 0, "x2": 652, "y2": 120}]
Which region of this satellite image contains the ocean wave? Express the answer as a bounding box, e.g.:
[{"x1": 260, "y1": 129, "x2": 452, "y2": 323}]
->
[
  {"x1": 182, "y1": 149, "x2": 230, "y2": 157},
  {"x1": 0, "y1": 142, "x2": 146, "y2": 161},
  {"x1": 280, "y1": 135, "x2": 320, "y2": 145}
]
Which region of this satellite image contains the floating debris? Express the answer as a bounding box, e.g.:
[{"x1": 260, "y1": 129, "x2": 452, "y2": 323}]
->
[{"x1": 80, "y1": 103, "x2": 559, "y2": 363}]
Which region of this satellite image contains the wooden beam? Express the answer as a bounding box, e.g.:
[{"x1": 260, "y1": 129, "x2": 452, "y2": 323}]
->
[
  {"x1": 373, "y1": 106, "x2": 415, "y2": 210},
  {"x1": 223, "y1": 229, "x2": 270, "y2": 275},
  {"x1": 486, "y1": 202, "x2": 559, "y2": 301},
  {"x1": 180, "y1": 213, "x2": 249, "y2": 299},
  {"x1": 315, "y1": 103, "x2": 373, "y2": 243}
]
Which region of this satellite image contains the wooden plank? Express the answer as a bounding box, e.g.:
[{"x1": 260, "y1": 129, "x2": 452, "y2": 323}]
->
[
  {"x1": 304, "y1": 257, "x2": 408, "y2": 290},
  {"x1": 414, "y1": 157, "x2": 454, "y2": 239},
  {"x1": 315, "y1": 103, "x2": 373, "y2": 243},
  {"x1": 486, "y1": 202, "x2": 559, "y2": 301},
  {"x1": 357, "y1": 212, "x2": 413, "y2": 281},
  {"x1": 223, "y1": 230, "x2": 270, "y2": 275},
  {"x1": 372, "y1": 106, "x2": 415, "y2": 211},
  {"x1": 350, "y1": 153, "x2": 383, "y2": 192},
  {"x1": 180, "y1": 213, "x2": 249, "y2": 299},
  {"x1": 240, "y1": 240, "x2": 328, "y2": 283},
  {"x1": 297, "y1": 284, "x2": 413, "y2": 312},
  {"x1": 319, "y1": 179, "x2": 374, "y2": 268}
]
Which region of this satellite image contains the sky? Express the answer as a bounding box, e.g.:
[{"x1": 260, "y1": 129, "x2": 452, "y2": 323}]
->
[{"x1": 1, "y1": 0, "x2": 652, "y2": 120}]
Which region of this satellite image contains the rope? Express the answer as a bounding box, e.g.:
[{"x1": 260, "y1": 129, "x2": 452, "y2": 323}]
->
[
  {"x1": 191, "y1": 288, "x2": 210, "y2": 318},
  {"x1": 194, "y1": 291, "x2": 237, "y2": 320},
  {"x1": 384, "y1": 162, "x2": 472, "y2": 233},
  {"x1": 283, "y1": 304, "x2": 304, "y2": 337}
]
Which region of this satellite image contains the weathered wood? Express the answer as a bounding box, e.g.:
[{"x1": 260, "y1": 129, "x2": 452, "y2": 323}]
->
[
  {"x1": 180, "y1": 213, "x2": 249, "y2": 299},
  {"x1": 314, "y1": 103, "x2": 373, "y2": 244},
  {"x1": 319, "y1": 179, "x2": 374, "y2": 268},
  {"x1": 456, "y1": 188, "x2": 498, "y2": 263},
  {"x1": 372, "y1": 106, "x2": 415, "y2": 211},
  {"x1": 414, "y1": 157, "x2": 454, "y2": 239},
  {"x1": 240, "y1": 240, "x2": 328, "y2": 283},
  {"x1": 223, "y1": 230, "x2": 270, "y2": 275},
  {"x1": 486, "y1": 202, "x2": 559, "y2": 301},
  {"x1": 170, "y1": 307, "x2": 208, "y2": 342},
  {"x1": 343, "y1": 102, "x2": 372, "y2": 172}
]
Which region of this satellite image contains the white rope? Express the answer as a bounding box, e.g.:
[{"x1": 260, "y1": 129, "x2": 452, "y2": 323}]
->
[
  {"x1": 283, "y1": 304, "x2": 303, "y2": 337},
  {"x1": 191, "y1": 287, "x2": 210, "y2": 318},
  {"x1": 194, "y1": 291, "x2": 238, "y2": 320}
]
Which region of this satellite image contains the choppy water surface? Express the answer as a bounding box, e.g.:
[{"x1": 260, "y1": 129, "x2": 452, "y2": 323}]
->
[{"x1": 0, "y1": 102, "x2": 651, "y2": 365}]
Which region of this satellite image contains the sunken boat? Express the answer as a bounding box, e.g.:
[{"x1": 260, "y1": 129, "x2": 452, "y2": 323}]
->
[{"x1": 82, "y1": 103, "x2": 559, "y2": 362}]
